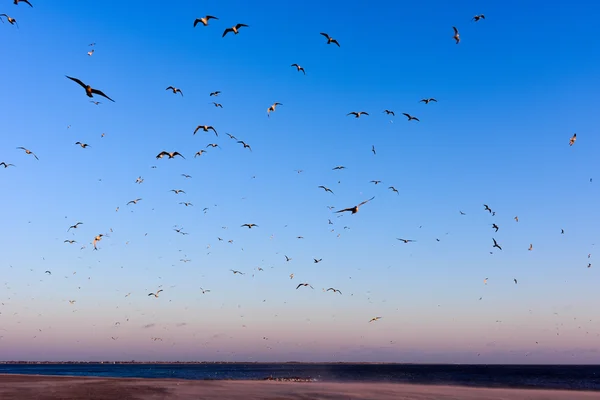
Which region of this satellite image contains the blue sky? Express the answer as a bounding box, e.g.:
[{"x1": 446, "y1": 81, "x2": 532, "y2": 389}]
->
[{"x1": 1, "y1": 0, "x2": 599, "y2": 363}]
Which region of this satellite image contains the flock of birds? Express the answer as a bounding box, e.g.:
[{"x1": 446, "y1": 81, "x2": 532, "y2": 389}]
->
[{"x1": 0, "y1": 2, "x2": 595, "y2": 359}]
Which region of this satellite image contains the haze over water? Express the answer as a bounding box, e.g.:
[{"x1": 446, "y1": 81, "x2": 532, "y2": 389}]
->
[{"x1": 1, "y1": 0, "x2": 599, "y2": 364}]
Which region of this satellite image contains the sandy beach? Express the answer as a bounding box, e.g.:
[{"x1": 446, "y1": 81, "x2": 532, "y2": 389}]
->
[{"x1": 1, "y1": 374, "x2": 599, "y2": 400}]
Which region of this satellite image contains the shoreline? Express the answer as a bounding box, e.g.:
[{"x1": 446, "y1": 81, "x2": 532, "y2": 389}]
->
[{"x1": 1, "y1": 374, "x2": 600, "y2": 400}]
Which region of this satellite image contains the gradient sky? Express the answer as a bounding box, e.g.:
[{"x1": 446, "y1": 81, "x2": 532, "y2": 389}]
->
[{"x1": 1, "y1": 0, "x2": 599, "y2": 364}]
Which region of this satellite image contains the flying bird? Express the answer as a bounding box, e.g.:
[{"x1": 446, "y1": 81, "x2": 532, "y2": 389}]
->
[
  {"x1": 64, "y1": 240, "x2": 77, "y2": 244},
  {"x1": 44, "y1": 271, "x2": 51, "y2": 275},
  {"x1": 223, "y1": 23, "x2": 248, "y2": 37},
  {"x1": 420, "y1": 98, "x2": 437, "y2": 104},
  {"x1": 0, "y1": 162, "x2": 15, "y2": 168},
  {"x1": 206, "y1": 143, "x2": 220, "y2": 148},
  {"x1": 528, "y1": 244, "x2": 533, "y2": 251},
  {"x1": 148, "y1": 290, "x2": 163, "y2": 298},
  {"x1": 388, "y1": 186, "x2": 399, "y2": 194},
  {"x1": 75, "y1": 142, "x2": 90, "y2": 148},
  {"x1": 210, "y1": 91, "x2": 221, "y2": 97},
  {"x1": 397, "y1": 238, "x2": 416, "y2": 243},
  {"x1": 87, "y1": 49, "x2": 94, "y2": 56},
  {"x1": 472, "y1": 14, "x2": 485, "y2": 22},
  {"x1": 180, "y1": 202, "x2": 193, "y2": 207},
  {"x1": 127, "y1": 198, "x2": 142, "y2": 205},
  {"x1": 569, "y1": 133, "x2": 576, "y2": 146},
  {"x1": 194, "y1": 150, "x2": 206, "y2": 157},
  {"x1": 514, "y1": 279, "x2": 518, "y2": 284},
  {"x1": 320, "y1": 33, "x2": 340, "y2": 47},
  {"x1": 226, "y1": 133, "x2": 238, "y2": 140},
  {"x1": 291, "y1": 64, "x2": 306, "y2": 74},
  {"x1": 267, "y1": 102, "x2": 282, "y2": 117},
  {"x1": 514, "y1": 216, "x2": 519, "y2": 222},
  {"x1": 90, "y1": 101, "x2": 101, "y2": 105},
  {"x1": 14, "y1": 0, "x2": 33, "y2": 6},
  {"x1": 452, "y1": 27, "x2": 460, "y2": 44},
  {"x1": 402, "y1": 113, "x2": 419, "y2": 122},
  {"x1": 0, "y1": 14, "x2": 18, "y2": 26},
  {"x1": 492, "y1": 224, "x2": 499, "y2": 232},
  {"x1": 332, "y1": 166, "x2": 346, "y2": 170},
  {"x1": 383, "y1": 110, "x2": 395, "y2": 116},
  {"x1": 335, "y1": 197, "x2": 375, "y2": 214},
  {"x1": 166, "y1": 86, "x2": 183, "y2": 96},
  {"x1": 66, "y1": 76, "x2": 115, "y2": 102},
  {"x1": 200, "y1": 287, "x2": 211, "y2": 294},
  {"x1": 211, "y1": 102, "x2": 223, "y2": 108},
  {"x1": 371, "y1": 145, "x2": 376, "y2": 155},
  {"x1": 237, "y1": 141, "x2": 252, "y2": 151},
  {"x1": 285, "y1": 255, "x2": 292, "y2": 262},
  {"x1": 241, "y1": 224, "x2": 258, "y2": 229},
  {"x1": 194, "y1": 125, "x2": 218, "y2": 136},
  {"x1": 314, "y1": 258, "x2": 323, "y2": 263},
  {"x1": 170, "y1": 189, "x2": 186, "y2": 195},
  {"x1": 327, "y1": 288, "x2": 342, "y2": 294},
  {"x1": 492, "y1": 238, "x2": 502, "y2": 250},
  {"x1": 370, "y1": 180, "x2": 381, "y2": 185},
  {"x1": 194, "y1": 15, "x2": 218, "y2": 27},
  {"x1": 296, "y1": 283, "x2": 314, "y2": 290},
  {"x1": 318, "y1": 185, "x2": 334, "y2": 194},
  {"x1": 369, "y1": 317, "x2": 382, "y2": 323},
  {"x1": 16, "y1": 147, "x2": 39, "y2": 160},
  {"x1": 230, "y1": 270, "x2": 245, "y2": 275},
  {"x1": 67, "y1": 222, "x2": 83, "y2": 231},
  {"x1": 484, "y1": 204, "x2": 493, "y2": 214},
  {"x1": 181, "y1": 174, "x2": 192, "y2": 179},
  {"x1": 156, "y1": 151, "x2": 185, "y2": 159},
  {"x1": 347, "y1": 111, "x2": 369, "y2": 118}
]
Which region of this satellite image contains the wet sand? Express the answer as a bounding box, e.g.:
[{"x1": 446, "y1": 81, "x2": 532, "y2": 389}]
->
[{"x1": 1, "y1": 374, "x2": 599, "y2": 400}]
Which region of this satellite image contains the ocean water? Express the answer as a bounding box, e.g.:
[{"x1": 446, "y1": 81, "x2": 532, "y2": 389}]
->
[{"x1": 0, "y1": 364, "x2": 599, "y2": 391}]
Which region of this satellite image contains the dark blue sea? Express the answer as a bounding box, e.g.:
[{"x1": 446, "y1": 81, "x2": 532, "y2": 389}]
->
[{"x1": 0, "y1": 364, "x2": 599, "y2": 391}]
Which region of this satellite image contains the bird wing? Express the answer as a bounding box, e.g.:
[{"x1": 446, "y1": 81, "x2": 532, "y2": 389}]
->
[
  {"x1": 236, "y1": 24, "x2": 248, "y2": 28},
  {"x1": 193, "y1": 19, "x2": 201, "y2": 27},
  {"x1": 66, "y1": 76, "x2": 87, "y2": 89},
  {"x1": 207, "y1": 15, "x2": 218, "y2": 20},
  {"x1": 332, "y1": 40, "x2": 340, "y2": 47},
  {"x1": 296, "y1": 284, "x2": 302, "y2": 289},
  {"x1": 358, "y1": 196, "x2": 375, "y2": 206},
  {"x1": 173, "y1": 152, "x2": 185, "y2": 159},
  {"x1": 320, "y1": 32, "x2": 330, "y2": 39},
  {"x1": 194, "y1": 126, "x2": 201, "y2": 134},
  {"x1": 166, "y1": 86, "x2": 174, "y2": 90},
  {"x1": 402, "y1": 113, "x2": 410, "y2": 118},
  {"x1": 222, "y1": 28, "x2": 233, "y2": 37},
  {"x1": 335, "y1": 207, "x2": 354, "y2": 213},
  {"x1": 91, "y1": 88, "x2": 115, "y2": 102},
  {"x1": 453, "y1": 26, "x2": 458, "y2": 34}
]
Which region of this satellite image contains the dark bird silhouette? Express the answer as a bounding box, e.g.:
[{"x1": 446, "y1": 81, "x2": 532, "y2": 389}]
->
[
  {"x1": 561, "y1": 229, "x2": 564, "y2": 234},
  {"x1": 314, "y1": 258, "x2": 323, "y2": 263},
  {"x1": 75, "y1": 142, "x2": 90, "y2": 148},
  {"x1": 402, "y1": 113, "x2": 419, "y2": 122},
  {"x1": 194, "y1": 125, "x2": 218, "y2": 136},
  {"x1": 180, "y1": 202, "x2": 193, "y2": 207},
  {"x1": 569, "y1": 133, "x2": 576, "y2": 146},
  {"x1": 170, "y1": 189, "x2": 186, "y2": 195},
  {"x1": 420, "y1": 98, "x2": 437, "y2": 104},
  {"x1": 369, "y1": 317, "x2": 382, "y2": 323},
  {"x1": 181, "y1": 174, "x2": 192, "y2": 178},
  {"x1": 17, "y1": 147, "x2": 38, "y2": 160},
  {"x1": 90, "y1": 101, "x2": 101, "y2": 105},
  {"x1": 241, "y1": 223, "x2": 258, "y2": 229},
  {"x1": 267, "y1": 102, "x2": 282, "y2": 117},
  {"x1": 335, "y1": 197, "x2": 375, "y2": 214},
  {"x1": 127, "y1": 198, "x2": 142, "y2": 205},
  {"x1": 332, "y1": 166, "x2": 346, "y2": 170},
  {"x1": 484, "y1": 204, "x2": 493, "y2": 214},
  {"x1": 296, "y1": 283, "x2": 314, "y2": 289},
  {"x1": 492, "y1": 224, "x2": 499, "y2": 232},
  {"x1": 166, "y1": 86, "x2": 183, "y2": 96},
  {"x1": 514, "y1": 278, "x2": 518, "y2": 284},
  {"x1": 211, "y1": 102, "x2": 223, "y2": 108},
  {"x1": 347, "y1": 111, "x2": 369, "y2": 118},
  {"x1": 226, "y1": 133, "x2": 238, "y2": 140},
  {"x1": 285, "y1": 255, "x2": 292, "y2": 262},
  {"x1": 230, "y1": 269, "x2": 245, "y2": 275},
  {"x1": 327, "y1": 288, "x2": 342, "y2": 294},
  {"x1": 388, "y1": 186, "x2": 399, "y2": 194},
  {"x1": 472, "y1": 14, "x2": 485, "y2": 22},
  {"x1": 0, "y1": 162, "x2": 15, "y2": 168},
  {"x1": 194, "y1": 15, "x2": 218, "y2": 27},
  {"x1": 320, "y1": 32, "x2": 340, "y2": 47},
  {"x1": 370, "y1": 180, "x2": 381, "y2": 185},
  {"x1": 156, "y1": 151, "x2": 185, "y2": 159},
  {"x1": 453, "y1": 26, "x2": 460, "y2": 44},
  {"x1": 223, "y1": 23, "x2": 248, "y2": 37},
  {"x1": 383, "y1": 110, "x2": 395, "y2": 116},
  {"x1": 318, "y1": 185, "x2": 334, "y2": 194},
  {"x1": 66, "y1": 76, "x2": 114, "y2": 102},
  {"x1": 64, "y1": 240, "x2": 76, "y2": 244},
  {"x1": 206, "y1": 143, "x2": 220, "y2": 148},
  {"x1": 210, "y1": 91, "x2": 221, "y2": 97},
  {"x1": 492, "y1": 238, "x2": 502, "y2": 250},
  {"x1": 397, "y1": 238, "x2": 416, "y2": 243},
  {"x1": 148, "y1": 290, "x2": 163, "y2": 298},
  {"x1": 237, "y1": 141, "x2": 252, "y2": 151},
  {"x1": 194, "y1": 150, "x2": 206, "y2": 157},
  {"x1": 291, "y1": 64, "x2": 306, "y2": 74},
  {"x1": 0, "y1": 14, "x2": 18, "y2": 26},
  {"x1": 67, "y1": 222, "x2": 83, "y2": 232},
  {"x1": 371, "y1": 145, "x2": 376, "y2": 155},
  {"x1": 14, "y1": 0, "x2": 33, "y2": 6},
  {"x1": 45, "y1": 271, "x2": 51, "y2": 275},
  {"x1": 460, "y1": 211, "x2": 466, "y2": 215}
]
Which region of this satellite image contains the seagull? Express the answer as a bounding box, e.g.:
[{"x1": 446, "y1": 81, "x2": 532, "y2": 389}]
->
[
  {"x1": 514, "y1": 216, "x2": 519, "y2": 222},
  {"x1": 291, "y1": 64, "x2": 306, "y2": 74},
  {"x1": 514, "y1": 279, "x2": 518, "y2": 284},
  {"x1": 166, "y1": 86, "x2": 183, "y2": 96},
  {"x1": 452, "y1": 27, "x2": 460, "y2": 44},
  {"x1": 397, "y1": 238, "x2": 416, "y2": 243},
  {"x1": 179, "y1": 202, "x2": 193, "y2": 207},
  {"x1": 472, "y1": 14, "x2": 485, "y2": 22},
  {"x1": 206, "y1": 143, "x2": 220, "y2": 148},
  {"x1": 371, "y1": 145, "x2": 376, "y2": 155},
  {"x1": 226, "y1": 133, "x2": 238, "y2": 140},
  {"x1": 289, "y1": 274, "x2": 294, "y2": 279},
  {"x1": 14, "y1": 0, "x2": 33, "y2": 6},
  {"x1": 492, "y1": 224, "x2": 499, "y2": 232},
  {"x1": 318, "y1": 186, "x2": 334, "y2": 194},
  {"x1": 320, "y1": 33, "x2": 340, "y2": 47},
  {"x1": 402, "y1": 113, "x2": 419, "y2": 122},
  {"x1": 528, "y1": 244, "x2": 533, "y2": 251},
  {"x1": 194, "y1": 125, "x2": 218, "y2": 136},
  {"x1": 484, "y1": 278, "x2": 488, "y2": 285},
  {"x1": 181, "y1": 174, "x2": 192, "y2": 179},
  {"x1": 296, "y1": 283, "x2": 314, "y2": 290},
  {"x1": 0, "y1": 14, "x2": 18, "y2": 26},
  {"x1": 193, "y1": 150, "x2": 207, "y2": 158},
  {"x1": 156, "y1": 151, "x2": 185, "y2": 159},
  {"x1": 75, "y1": 142, "x2": 90, "y2": 148},
  {"x1": 492, "y1": 238, "x2": 502, "y2": 250},
  {"x1": 170, "y1": 189, "x2": 186, "y2": 195},
  {"x1": 332, "y1": 166, "x2": 346, "y2": 170},
  {"x1": 0, "y1": 162, "x2": 15, "y2": 168},
  {"x1": 211, "y1": 102, "x2": 223, "y2": 108},
  {"x1": 66, "y1": 76, "x2": 115, "y2": 102},
  {"x1": 223, "y1": 23, "x2": 248, "y2": 37},
  {"x1": 92, "y1": 234, "x2": 104, "y2": 250},
  {"x1": 90, "y1": 101, "x2": 101, "y2": 105},
  {"x1": 87, "y1": 49, "x2": 94, "y2": 56},
  {"x1": 420, "y1": 98, "x2": 437, "y2": 104},
  {"x1": 369, "y1": 317, "x2": 382, "y2": 323},
  {"x1": 370, "y1": 180, "x2": 381, "y2": 185},
  {"x1": 388, "y1": 186, "x2": 399, "y2": 194},
  {"x1": 347, "y1": 111, "x2": 369, "y2": 118},
  {"x1": 267, "y1": 102, "x2": 282, "y2": 117},
  {"x1": 314, "y1": 258, "x2": 323, "y2": 263},
  {"x1": 16, "y1": 147, "x2": 39, "y2": 160},
  {"x1": 285, "y1": 255, "x2": 292, "y2": 262},
  {"x1": 460, "y1": 211, "x2": 466, "y2": 215},
  {"x1": 194, "y1": 15, "x2": 218, "y2": 27},
  {"x1": 335, "y1": 197, "x2": 375, "y2": 214},
  {"x1": 561, "y1": 229, "x2": 564, "y2": 234},
  {"x1": 237, "y1": 141, "x2": 252, "y2": 151},
  {"x1": 64, "y1": 240, "x2": 77, "y2": 244},
  {"x1": 241, "y1": 224, "x2": 258, "y2": 229},
  {"x1": 484, "y1": 204, "x2": 493, "y2": 214},
  {"x1": 200, "y1": 287, "x2": 211, "y2": 294},
  {"x1": 230, "y1": 270, "x2": 245, "y2": 275},
  {"x1": 569, "y1": 133, "x2": 576, "y2": 146},
  {"x1": 67, "y1": 222, "x2": 83, "y2": 231},
  {"x1": 127, "y1": 198, "x2": 142, "y2": 205},
  {"x1": 148, "y1": 290, "x2": 163, "y2": 298},
  {"x1": 383, "y1": 110, "x2": 395, "y2": 116},
  {"x1": 327, "y1": 288, "x2": 342, "y2": 294},
  {"x1": 69, "y1": 300, "x2": 76, "y2": 305},
  {"x1": 210, "y1": 91, "x2": 221, "y2": 97}
]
